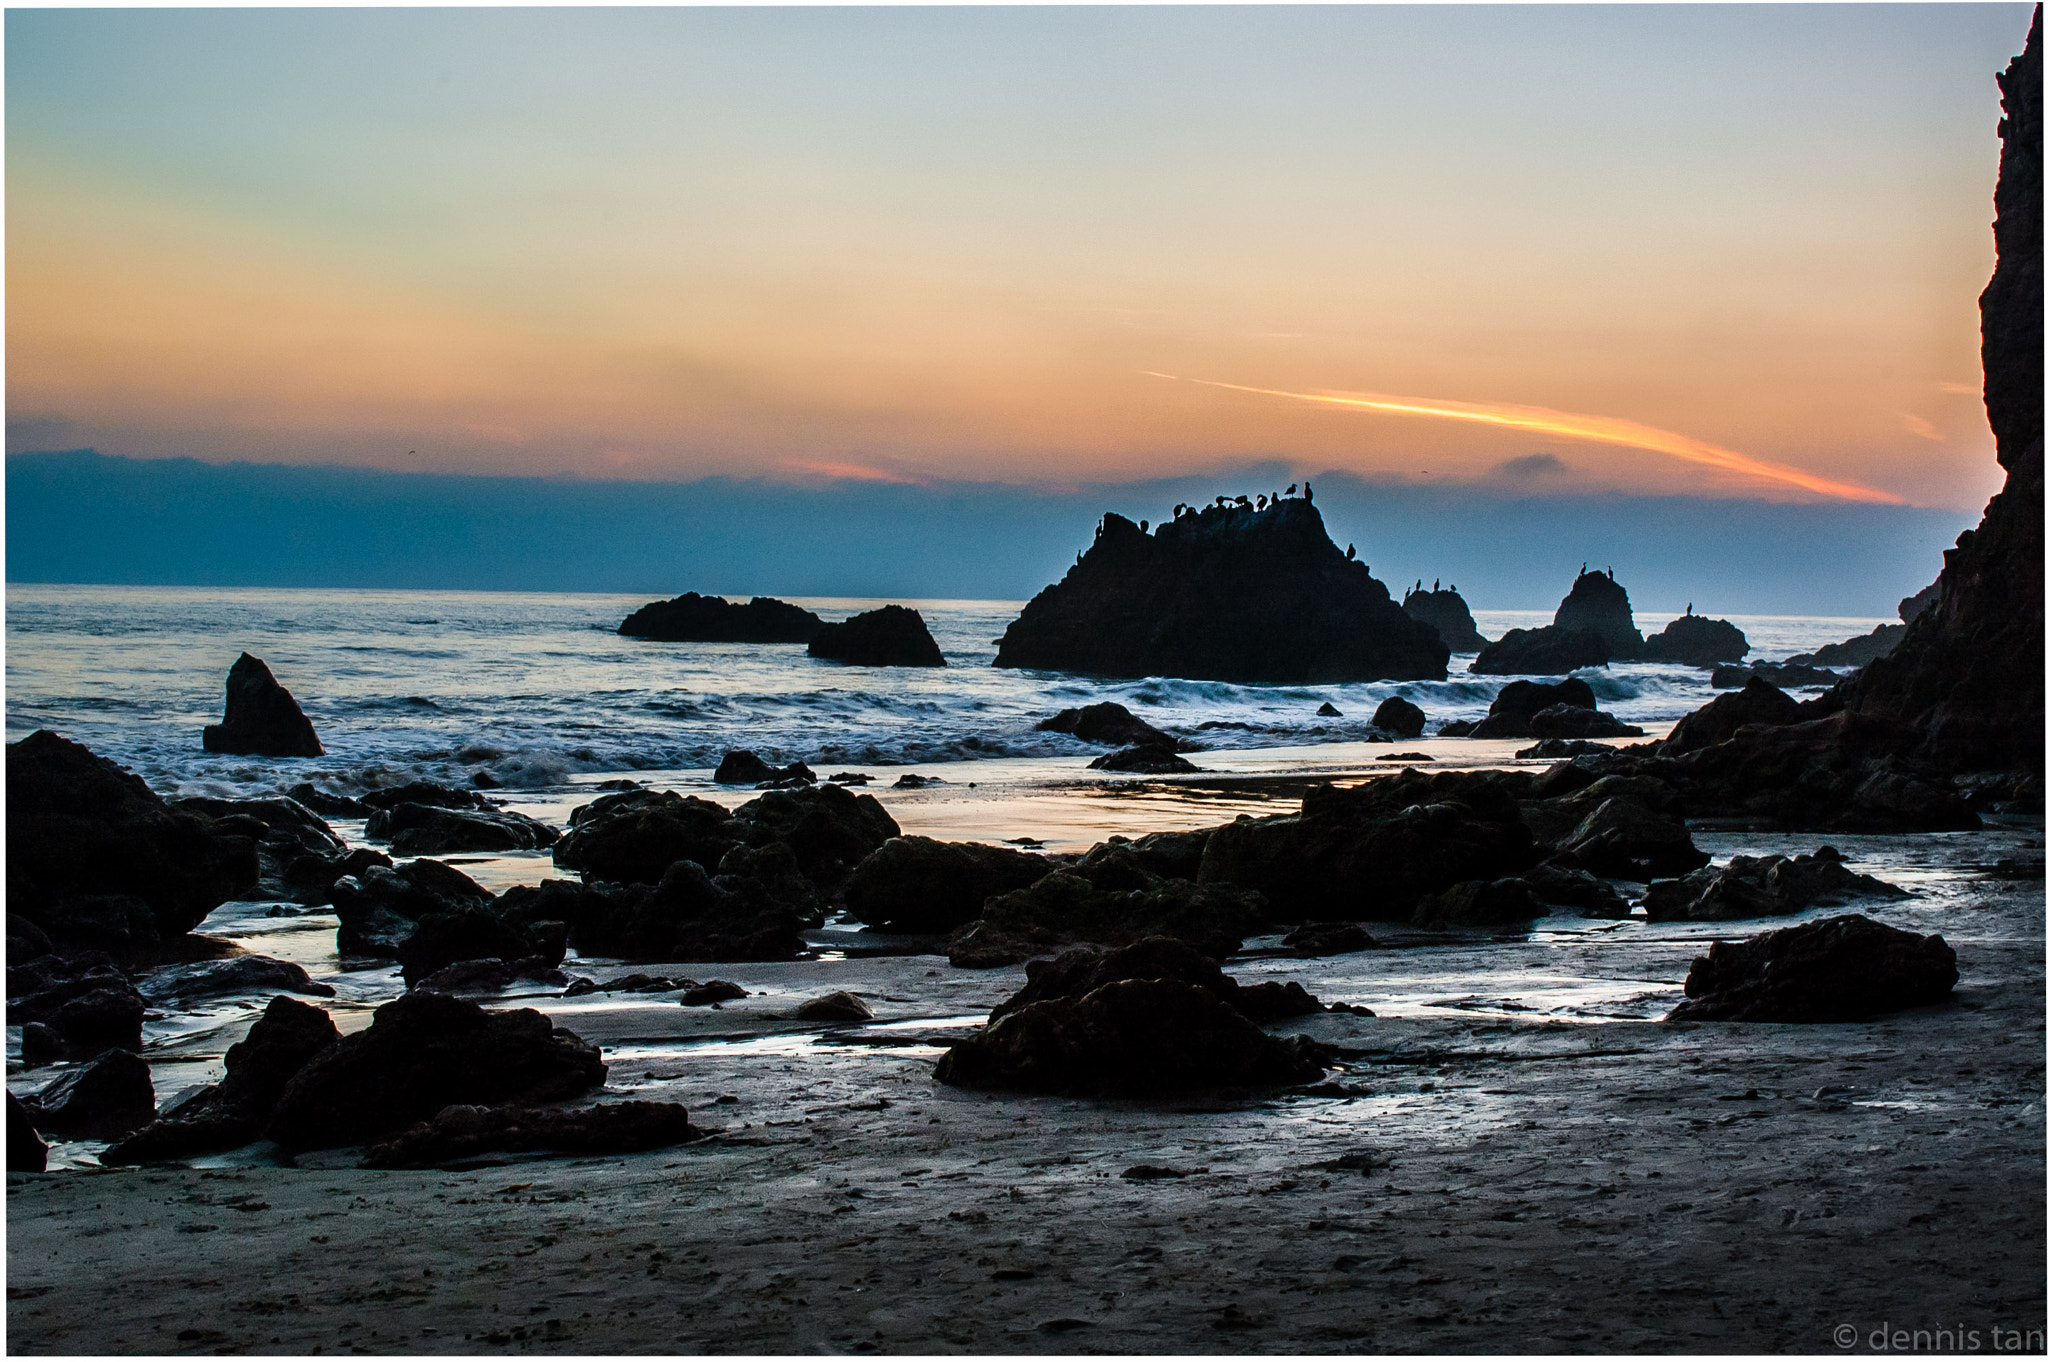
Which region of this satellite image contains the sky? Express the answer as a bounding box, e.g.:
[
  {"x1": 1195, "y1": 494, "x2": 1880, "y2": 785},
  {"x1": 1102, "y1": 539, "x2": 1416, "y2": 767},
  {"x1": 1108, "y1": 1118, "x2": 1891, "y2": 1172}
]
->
[{"x1": 5, "y1": 5, "x2": 2032, "y2": 515}]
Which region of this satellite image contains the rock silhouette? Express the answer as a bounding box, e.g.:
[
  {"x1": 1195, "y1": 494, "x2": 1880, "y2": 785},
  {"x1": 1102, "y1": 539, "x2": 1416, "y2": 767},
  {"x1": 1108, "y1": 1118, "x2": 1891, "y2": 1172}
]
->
[
  {"x1": 201, "y1": 653, "x2": 323, "y2": 757},
  {"x1": 1641, "y1": 615, "x2": 1749, "y2": 666},
  {"x1": 617, "y1": 593, "x2": 823, "y2": 643},
  {"x1": 1552, "y1": 570, "x2": 1644, "y2": 660},
  {"x1": 1667, "y1": 914, "x2": 1958, "y2": 1022},
  {"x1": 994, "y1": 499, "x2": 1448, "y2": 683},
  {"x1": 1469, "y1": 626, "x2": 1609, "y2": 676},
  {"x1": 1401, "y1": 585, "x2": 1488, "y2": 652},
  {"x1": 808, "y1": 605, "x2": 946, "y2": 667}
]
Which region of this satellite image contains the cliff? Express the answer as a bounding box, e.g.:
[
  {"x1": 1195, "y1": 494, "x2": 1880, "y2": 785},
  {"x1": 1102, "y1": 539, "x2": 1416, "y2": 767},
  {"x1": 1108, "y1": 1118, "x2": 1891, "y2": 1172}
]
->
[{"x1": 993, "y1": 498, "x2": 1448, "y2": 683}]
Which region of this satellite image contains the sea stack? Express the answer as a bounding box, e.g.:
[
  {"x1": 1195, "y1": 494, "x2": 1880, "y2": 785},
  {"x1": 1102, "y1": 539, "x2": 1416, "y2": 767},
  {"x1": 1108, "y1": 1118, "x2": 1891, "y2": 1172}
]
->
[
  {"x1": 994, "y1": 497, "x2": 1448, "y2": 683},
  {"x1": 617, "y1": 593, "x2": 824, "y2": 643},
  {"x1": 201, "y1": 653, "x2": 324, "y2": 757},
  {"x1": 1552, "y1": 569, "x2": 1644, "y2": 660},
  {"x1": 808, "y1": 605, "x2": 946, "y2": 667},
  {"x1": 1401, "y1": 584, "x2": 1488, "y2": 652}
]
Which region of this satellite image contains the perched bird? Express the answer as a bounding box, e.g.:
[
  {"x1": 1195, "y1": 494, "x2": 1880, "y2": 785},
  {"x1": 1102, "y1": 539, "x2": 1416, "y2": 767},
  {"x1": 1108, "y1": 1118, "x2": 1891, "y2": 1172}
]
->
[
  {"x1": 1286, "y1": 483, "x2": 1297, "y2": 496},
  {"x1": 1346, "y1": 544, "x2": 1356, "y2": 560}
]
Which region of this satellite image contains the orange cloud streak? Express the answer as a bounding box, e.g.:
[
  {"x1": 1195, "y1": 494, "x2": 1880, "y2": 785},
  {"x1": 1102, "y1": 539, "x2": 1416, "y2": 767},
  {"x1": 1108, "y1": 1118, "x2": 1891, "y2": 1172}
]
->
[{"x1": 1148, "y1": 373, "x2": 1904, "y2": 505}]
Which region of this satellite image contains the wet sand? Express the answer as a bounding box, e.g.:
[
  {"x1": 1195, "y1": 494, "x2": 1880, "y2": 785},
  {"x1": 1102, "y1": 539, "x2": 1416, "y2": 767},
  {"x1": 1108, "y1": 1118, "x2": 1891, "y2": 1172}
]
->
[{"x1": 7, "y1": 768, "x2": 2044, "y2": 1354}]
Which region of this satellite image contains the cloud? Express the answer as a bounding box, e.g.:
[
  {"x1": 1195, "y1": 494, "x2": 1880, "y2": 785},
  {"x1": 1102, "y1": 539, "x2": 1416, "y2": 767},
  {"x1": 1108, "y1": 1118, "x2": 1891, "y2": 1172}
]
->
[
  {"x1": 1900, "y1": 412, "x2": 1945, "y2": 443},
  {"x1": 1487, "y1": 452, "x2": 1569, "y2": 482}
]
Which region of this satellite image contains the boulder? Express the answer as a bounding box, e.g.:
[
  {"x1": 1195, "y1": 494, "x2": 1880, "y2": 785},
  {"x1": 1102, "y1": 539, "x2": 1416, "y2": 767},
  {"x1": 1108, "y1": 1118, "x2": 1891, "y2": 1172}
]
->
[
  {"x1": 947, "y1": 866, "x2": 1263, "y2": 969},
  {"x1": 1371, "y1": 696, "x2": 1426, "y2": 739},
  {"x1": 281, "y1": 846, "x2": 395, "y2": 907},
  {"x1": 1491, "y1": 678, "x2": 1598, "y2": 719},
  {"x1": 1195, "y1": 768, "x2": 1538, "y2": 921},
  {"x1": 1035, "y1": 702, "x2": 1179, "y2": 750},
  {"x1": 201, "y1": 653, "x2": 323, "y2": 757},
  {"x1": 713, "y1": 751, "x2": 815, "y2": 786},
  {"x1": 137, "y1": 955, "x2": 335, "y2": 1003},
  {"x1": 551, "y1": 790, "x2": 739, "y2": 886},
  {"x1": 102, "y1": 996, "x2": 341, "y2": 1164},
  {"x1": 1469, "y1": 626, "x2": 1610, "y2": 676},
  {"x1": 1525, "y1": 705, "x2": 1644, "y2": 740},
  {"x1": 284, "y1": 783, "x2": 373, "y2": 817},
  {"x1": 172, "y1": 795, "x2": 348, "y2": 901},
  {"x1": 1642, "y1": 615, "x2": 1749, "y2": 666},
  {"x1": 362, "y1": 1100, "x2": 700, "y2": 1168},
  {"x1": 986, "y1": 938, "x2": 1321, "y2": 1026},
  {"x1": 9, "y1": 1092, "x2": 48, "y2": 1172},
  {"x1": 24, "y1": 1048, "x2": 157, "y2": 1141},
  {"x1": 1521, "y1": 863, "x2": 1632, "y2": 918},
  {"x1": 1281, "y1": 922, "x2": 1381, "y2": 956},
  {"x1": 616, "y1": 593, "x2": 824, "y2": 643},
  {"x1": 363, "y1": 802, "x2": 559, "y2": 856},
  {"x1": 1412, "y1": 877, "x2": 1547, "y2": 927},
  {"x1": 933, "y1": 978, "x2": 1328, "y2": 1097},
  {"x1": 396, "y1": 907, "x2": 567, "y2": 987},
  {"x1": 1401, "y1": 585, "x2": 1488, "y2": 652},
  {"x1": 7, "y1": 731, "x2": 259, "y2": 951},
  {"x1": 20, "y1": 1023, "x2": 66, "y2": 1070},
  {"x1": 567, "y1": 861, "x2": 808, "y2": 963},
  {"x1": 330, "y1": 859, "x2": 494, "y2": 959},
  {"x1": 1080, "y1": 829, "x2": 1212, "y2": 883},
  {"x1": 808, "y1": 605, "x2": 946, "y2": 667},
  {"x1": 1552, "y1": 569, "x2": 1645, "y2": 659},
  {"x1": 361, "y1": 782, "x2": 492, "y2": 812},
  {"x1": 1515, "y1": 738, "x2": 1620, "y2": 760},
  {"x1": 1088, "y1": 746, "x2": 1200, "y2": 774},
  {"x1": 725, "y1": 784, "x2": 900, "y2": 900},
  {"x1": 993, "y1": 499, "x2": 1448, "y2": 683},
  {"x1": 265, "y1": 992, "x2": 606, "y2": 1151},
  {"x1": 1316, "y1": 702, "x2": 1343, "y2": 717},
  {"x1": 1661, "y1": 678, "x2": 1803, "y2": 755},
  {"x1": 8, "y1": 953, "x2": 147, "y2": 1055},
  {"x1": 793, "y1": 991, "x2": 874, "y2": 1023},
  {"x1": 842, "y1": 836, "x2": 1053, "y2": 933},
  {"x1": 681, "y1": 980, "x2": 748, "y2": 1006},
  {"x1": 1666, "y1": 913, "x2": 1958, "y2": 1022},
  {"x1": 1642, "y1": 847, "x2": 1907, "y2": 923},
  {"x1": 1551, "y1": 795, "x2": 1708, "y2": 882}
]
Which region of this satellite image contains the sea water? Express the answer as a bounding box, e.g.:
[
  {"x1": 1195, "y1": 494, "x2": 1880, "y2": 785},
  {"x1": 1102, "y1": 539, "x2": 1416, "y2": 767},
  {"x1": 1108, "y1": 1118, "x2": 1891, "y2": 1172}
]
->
[{"x1": 3, "y1": 583, "x2": 1887, "y2": 799}]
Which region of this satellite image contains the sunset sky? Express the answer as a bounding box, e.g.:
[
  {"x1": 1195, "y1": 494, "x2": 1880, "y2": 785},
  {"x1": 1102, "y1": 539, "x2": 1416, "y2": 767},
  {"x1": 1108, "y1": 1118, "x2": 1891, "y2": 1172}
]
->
[{"x1": 6, "y1": 4, "x2": 2031, "y2": 511}]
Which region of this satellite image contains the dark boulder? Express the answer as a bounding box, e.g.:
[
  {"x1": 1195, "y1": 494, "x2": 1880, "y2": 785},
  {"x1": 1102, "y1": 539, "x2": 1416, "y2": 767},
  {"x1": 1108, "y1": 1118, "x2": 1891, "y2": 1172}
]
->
[
  {"x1": 993, "y1": 500, "x2": 1448, "y2": 683},
  {"x1": 552, "y1": 790, "x2": 739, "y2": 886},
  {"x1": 201, "y1": 653, "x2": 323, "y2": 757},
  {"x1": 842, "y1": 836, "x2": 1052, "y2": 934},
  {"x1": 1088, "y1": 745, "x2": 1200, "y2": 774},
  {"x1": 1660, "y1": 711, "x2": 1978, "y2": 831},
  {"x1": 8, "y1": 953, "x2": 147, "y2": 1055},
  {"x1": 1316, "y1": 702, "x2": 1342, "y2": 717},
  {"x1": 1491, "y1": 678, "x2": 1598, "y2": 719},
  {"x1": 713, "y1": 751, "x2": 815, "y2": 785},
  {"x1": 793, "y1": 991, "x2": 874, "y2": 1022},
  {"x1": 281, "y1": 846, "x2": 393, "y2": 907},
  {"x1": 681, "y1": 980, "x2": 748, "y2": 1006},
  {"x1": 137, "y1": 955, "x2": 335, "y2": 1004},
  {"x1": 1662, "y1": 678, "x2": 1803, "y2": 755},
  {"x1": 617, "y1": 593, "x2": 824, "y2": 643},
  {"x1": 1522, "y1": 863, "x2": 1632, "y2": 918},
  {"x1": 9, "y1": 1092, "x2": 47, "y2": 1172},
  {"x1": 1666, "y1": 913, "x2": 1958, "y2": 1022},
  {"x1": 24, "y1": 1048, "x2": 157, "y2": 1141},
  {"x1": 173, "y1": 795, "x2": 347, "y2": 901},
  {"x1": 986, "y1": 937, "x2": 1320, "y2": 1026},
  {"x1": 1515, "y1": 738, "x2": 1622, "y2": 760},
  {"x1": 266, "y1": 992, "x2": 606, "y2": 1151},
  {"x1": 7, "y1": 731, "x2": 259, "y2": 950},
  {"x1": 1401, "y1": 585, "x2": 1488, "y2": 652},
  {"x1": 567, "y1": 861, "x2": 808, "y2": 963},
  {"x1": 1195, "y1": 768, "x2": 1538, "y2": 921},
  {"x1": 20, "y1": 1023, "x2": 66, "y2": 1070},
  {"x1": 396, "y1": 907, "x2": 567, "y2": 986},
  {"x1": 1413, "y1": 877, "x2": 1547, "y2": 927},
  {"x1": 285, "y1": 783, "x2": 372, "y2": 817},
  {"x1": 808, "y1": 605, "x2": 946, "y2": 667},
  {"x1": 364, "y1": 802, "x2": 559, "y2": 856},
  {"x1": 361, "y1": 782, "x2": 491, "y2": 812},
  {"x1": 362, "y1": 1100, "x2": 700, "y2": 1169},
  {"x1": 1546, "y1": 793, "x2": 1707, "y2": 882},
  {"x1": 1282, "y1": 922, "x2": 1382, "y2": 956},
  {"x1": 1526, "y1": 705, "x2": 1645, "y2": 740},
  {"x1": 726, "y1": 784, "x2": 900, "y2": 899},
  {"x1": 1642, "y1": 614, "x2": 1749, "y2": 666},
  {"x1": 1469, "y1": 626, "x2": 1610, "y2": 676},
  {"x1": 1371, "y1": 696, "x2": 1426, "y2": 739},
  {"x1": 1552, "y1": 569, "x2": 1645, "y2": 660},
  {"x1": 933, "y1": 978, "x2": 1328, "y2": 1097},
  {"x1": 948, "y1": 870, "x2": 1262, "y2": 969},
  {"x1": 102, "y1": 996, "x2": 341, "y2": 1164},
  {"x1": 1036, "y1": 702, "x2": 1179, "y2": 750},
  {"x1": 1080, "y1": 829, "x2": 1211, "y2": 883},
  {"x1": 330, "y1": 859, "x2": 494, "y2": 959},
  {"x1": 1642, "y1": 847, "x2": 1907, "y2": 923}
]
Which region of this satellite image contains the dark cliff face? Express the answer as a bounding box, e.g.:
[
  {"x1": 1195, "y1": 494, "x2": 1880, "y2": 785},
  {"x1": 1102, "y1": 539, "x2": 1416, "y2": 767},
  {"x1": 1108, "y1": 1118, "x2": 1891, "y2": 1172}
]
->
[
  {"x1": 1840, "y1": 7, "x2": 2042, "y2": 773},
  {"x1": 993, "y1": 499, "x2": 1449, "y2": 683}
]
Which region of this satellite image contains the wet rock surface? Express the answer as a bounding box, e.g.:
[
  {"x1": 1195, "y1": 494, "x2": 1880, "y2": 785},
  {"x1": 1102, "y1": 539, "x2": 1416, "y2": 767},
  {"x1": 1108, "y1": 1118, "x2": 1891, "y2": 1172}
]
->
[
  {"x1": 364, "y1": 802, "x2": 559, "y2": 856},
  {"x1": 843, "y1": 836, "x2": 1053, "y2": 934},
  {"x1": 137, "y1": 955, "x2": 336, "y2": 1003},
  {"x1": 986, "y1": 938, "x2": 1320, "y2": 1026},
  {"x1": 200, "y1": 653, "x2": 324, "y2": 758},
  {"x1": 1667, "y1": 913, "x2": 1959, "y2": 1022},
  {"x1": 993, "y1": 499, "x2": 1448, "y2": 683},
  {"x1": 617, "y1": 593, "x2": 823, "y2": 643},
  {"x1": 793, "y1": 991, "x2": 875, "y2": 1023},
  {"x1": 23, "y1": 1048, "x2": 157, "y2": 1141},
  {"x1": 1088, "y1": 745, "x2": 1201, "y2": 774},
  {"x1": 551, "y1": 789, "x2": 740, "y2": 886},
  {"x1": 808, "y1": 605, "x2": 946, "y2": 667},
  {"x1": 712, "y1": 751, "x2": 815, "y2": 786},
  {"x1": 1642, "y1": 847, "x2": 1908, "y2": 923},
  {"x1": 361, "y1": 1100, "x2": 701, "y2": 1168},
  {"x1": 331, "y1": 859, "x2": 496, "y2": 960}
]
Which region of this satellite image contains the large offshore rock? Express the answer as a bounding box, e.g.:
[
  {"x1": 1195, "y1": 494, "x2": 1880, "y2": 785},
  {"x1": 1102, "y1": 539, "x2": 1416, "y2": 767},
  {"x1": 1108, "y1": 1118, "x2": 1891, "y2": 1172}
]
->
[
  {"x1": 1469, "y1": 626, "x2": 1609, "y2": 677},
  {"x1": 993, "y1": 499, "x2": 1447, "y2": 683},
  {"x1": 1666, "y1": 914, "x2": 1958, "y2": 1022},
  {"x1": 1401, "y1": 584, "x2": 1488, "y2": 652},
  {"x1": 807, "y1": 605, "x2": 945, "y2": 667},
  {"x1": 842, "y1": 836, "x2": 1053, "y2": 934},
  {"x1": 1642, "y1": 614, "x2": 1749, "y2": 666},
  {"x1": 617, "y1": 593, "x2": 824, "y2": 643},
  {"x1": 6, "y1": 731, "x2": 259, "y2": 951},
  {"x1": 1642, "y1": 847, "x2": 1908, "y2": 924},
  {"x1": 1552, "y1": 569, "x2": 1645, "y2": 660},
  {"x1": 552, "y1": 790, "x2": 740, "y2": 885},
  {"x1": 987, "y1": 937, "x2": 1321, "y2": 1026},
  {"x1": 201, "y1": 653, "x2": 324, "y2": 757},
  {"x1": 1035, "y1": 702, "x2": 1179, "y2": 750},
  {"x1": 1195, "y1": 768, "x2": 1538, "y2": 921},
  {"x1": 266, "y1": 992, "x2": 606, "y2": 1151}
]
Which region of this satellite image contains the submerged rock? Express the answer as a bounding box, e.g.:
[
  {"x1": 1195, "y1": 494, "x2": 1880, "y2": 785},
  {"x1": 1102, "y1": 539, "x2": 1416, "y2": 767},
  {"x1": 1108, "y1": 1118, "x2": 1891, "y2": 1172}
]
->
[
  {"x1": 266, "y1": 992, "x2": 607, "y2": 1151},
  {"x1": 1642, "y1": 847, "x2": 1907, "y2": 923},
  {"x1": 1371, "y1": 696, "x2": 1426, "y2": 739},
  {"x1": 617, "y1": 593, "x2": 823, "y2": 643},
  {"x1": 1666, "y1": 914, "x2": 1957, "y2": 1022},
  {"x1": 362, "y1": 1100, "x2": 701, "y2": 1169},
  {"x1": 1642, "y1": 614, "x2": 1749, "y2": 666},
  {"x1": 808, "y1": 605, "x2": 946, "y2": 667},
  {"x1": 1469, "y1": 626, "x2": 1609, "y2": 676},
  {"x1": 1401, "y1": 585, "x2": 1488, "y2": 652},
  {"x1": 201, "y1": 653, "x2": 323, "y2": 758},
  {"x1": 23, "y1": 1049, "x2": 156, "y2": 1141},
  {"x1": 842, "y1": 836, "x2": 1053, "y2": 934},
  {"x1": 1552, "y1": 569, "x2": 1645, "y2": 660},
  {"x1": 993, "y1": 500, "x2": 1448, "y2": 683},
  {"x1": 1036, "y1": 702, "x2": 1179, "y2": 750}
]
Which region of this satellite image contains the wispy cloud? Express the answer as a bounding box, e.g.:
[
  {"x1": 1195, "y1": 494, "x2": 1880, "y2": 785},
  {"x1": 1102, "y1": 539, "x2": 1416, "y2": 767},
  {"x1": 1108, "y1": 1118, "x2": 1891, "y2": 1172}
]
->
[
  {"x1": 779, "y1": 459, "x2": 927, "y2": 485},
  {"x1": 1900, "y1": 412, "x2": 1945, "y2": 443},
  {"x1": 1145, "y1": 373, "x2": 1905, "y2": 505}
]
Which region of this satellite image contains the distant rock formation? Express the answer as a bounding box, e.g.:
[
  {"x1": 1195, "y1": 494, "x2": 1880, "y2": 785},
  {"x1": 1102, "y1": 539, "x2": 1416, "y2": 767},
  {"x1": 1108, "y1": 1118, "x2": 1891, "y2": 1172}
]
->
[
  {"x1": 808, "y1": 605, "x2": 946, "y2": 667},
  {"x1": 1787, "y1": 625, "x2": 1904, "y2": 669},
  {"x1": 1401, "y1": 584, "x2": 1488, "y2": 652},
  {"x1": 1641, "y1": 614, "x2": 1749, "y2": 667},
  {"x1": 201, "y1": 653, "x2": 323, "y2": 757},
  {"x1": 1552, "y1": 569, "x2": 1644, "y2": 659},
  {"x1": 617, "y1": 593, "x2": 823, "y2": 643},
  {"x1": 994, "y1": 499, "x2": 1448, "y2": 683},
  {"x1": 1469, "y1": 626, "x2": 1609, "y2": 676}
]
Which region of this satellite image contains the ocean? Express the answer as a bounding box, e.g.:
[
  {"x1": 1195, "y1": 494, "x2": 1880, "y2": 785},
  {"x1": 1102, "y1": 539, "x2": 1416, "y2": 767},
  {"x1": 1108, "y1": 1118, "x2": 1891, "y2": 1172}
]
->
[{"x1": 4, "y1": 583, "x2": 1887, "y2": 800}]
